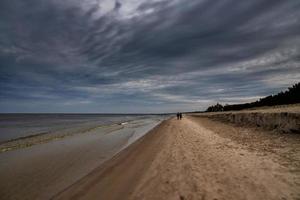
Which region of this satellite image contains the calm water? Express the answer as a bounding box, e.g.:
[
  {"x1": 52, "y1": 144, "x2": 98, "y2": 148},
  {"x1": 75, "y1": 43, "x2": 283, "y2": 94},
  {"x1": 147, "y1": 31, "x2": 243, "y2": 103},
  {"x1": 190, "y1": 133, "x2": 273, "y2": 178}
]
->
[{"x1": 0, "y1": 114, "x2": 162, "y2": 143}]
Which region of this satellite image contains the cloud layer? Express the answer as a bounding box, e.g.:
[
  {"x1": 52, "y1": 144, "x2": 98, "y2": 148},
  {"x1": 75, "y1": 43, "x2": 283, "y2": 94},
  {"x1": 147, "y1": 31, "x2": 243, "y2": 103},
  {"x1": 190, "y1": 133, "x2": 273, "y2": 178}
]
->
[{"x1": 1, "y1": 0, "x2": 300, "y2": 113}]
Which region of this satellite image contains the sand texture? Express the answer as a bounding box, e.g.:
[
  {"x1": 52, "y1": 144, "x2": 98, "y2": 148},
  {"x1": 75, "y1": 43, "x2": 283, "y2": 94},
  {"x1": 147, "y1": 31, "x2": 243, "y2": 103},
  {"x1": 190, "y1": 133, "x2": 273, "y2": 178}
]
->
[{"x1": 52, "y1": 116, "x2": 300, "y2": 200}]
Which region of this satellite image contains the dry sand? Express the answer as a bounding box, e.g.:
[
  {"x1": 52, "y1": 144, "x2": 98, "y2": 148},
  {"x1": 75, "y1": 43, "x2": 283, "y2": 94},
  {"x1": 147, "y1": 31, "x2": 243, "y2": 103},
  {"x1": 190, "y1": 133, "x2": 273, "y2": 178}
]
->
[{"x1": 52, "y1": 116, "x2": 300, "y2": 200}]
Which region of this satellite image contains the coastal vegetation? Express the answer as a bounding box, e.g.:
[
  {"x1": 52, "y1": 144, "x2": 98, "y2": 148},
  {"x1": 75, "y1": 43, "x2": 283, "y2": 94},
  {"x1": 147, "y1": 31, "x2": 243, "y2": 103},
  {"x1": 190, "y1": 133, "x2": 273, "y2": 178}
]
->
[{"x1": 206, "y1": 82, "x2": 300, "y2": 112}]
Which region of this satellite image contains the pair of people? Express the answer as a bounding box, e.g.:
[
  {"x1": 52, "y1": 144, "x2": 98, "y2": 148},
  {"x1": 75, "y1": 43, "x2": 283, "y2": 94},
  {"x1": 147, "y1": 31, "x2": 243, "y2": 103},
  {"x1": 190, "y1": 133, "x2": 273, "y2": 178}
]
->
[{"x1": 176, "y1": 112, "x2": 183, "y2": 120}]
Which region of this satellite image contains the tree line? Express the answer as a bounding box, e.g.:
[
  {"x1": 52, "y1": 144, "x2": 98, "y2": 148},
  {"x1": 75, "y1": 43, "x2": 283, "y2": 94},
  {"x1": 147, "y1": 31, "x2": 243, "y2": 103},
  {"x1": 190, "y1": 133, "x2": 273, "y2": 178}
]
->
[{"x1": 206, "y1": 82, "x2": 300, "y2": 112}]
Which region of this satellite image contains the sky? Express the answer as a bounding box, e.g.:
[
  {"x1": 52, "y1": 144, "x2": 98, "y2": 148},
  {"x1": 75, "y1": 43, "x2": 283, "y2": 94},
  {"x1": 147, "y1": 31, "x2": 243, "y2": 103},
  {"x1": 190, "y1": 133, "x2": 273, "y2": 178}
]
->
[{"x1": 0, "y1": 0, "x2": 300, "y2": 113}]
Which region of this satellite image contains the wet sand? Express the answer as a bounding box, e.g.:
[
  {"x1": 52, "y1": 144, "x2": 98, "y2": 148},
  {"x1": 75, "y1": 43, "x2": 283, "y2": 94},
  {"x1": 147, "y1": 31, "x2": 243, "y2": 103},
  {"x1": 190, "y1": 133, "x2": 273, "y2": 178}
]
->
[
  {"x1": 0, "y1": 118, "x2": 163, "y2": 200},
  {"x1": 53, "y1": 116, "x2": 300, "y2": 200}
]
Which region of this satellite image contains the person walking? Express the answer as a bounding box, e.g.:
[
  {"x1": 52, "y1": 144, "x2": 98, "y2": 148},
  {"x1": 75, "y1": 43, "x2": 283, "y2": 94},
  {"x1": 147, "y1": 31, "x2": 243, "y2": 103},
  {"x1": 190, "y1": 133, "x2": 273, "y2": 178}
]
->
[
  {"x1": 179, "y1": 113, "x2": 182, "y2": 120},
  {"x1": 176, "y1": 112, "x2": 180, "y2": 120}
]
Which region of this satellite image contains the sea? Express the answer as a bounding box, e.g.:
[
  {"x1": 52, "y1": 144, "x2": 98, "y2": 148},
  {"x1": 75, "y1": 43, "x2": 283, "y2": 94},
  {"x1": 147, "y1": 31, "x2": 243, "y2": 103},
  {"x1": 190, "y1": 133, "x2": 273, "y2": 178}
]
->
[{"x1": 0, "y1": 114, "x2": 167, "y2": 143}]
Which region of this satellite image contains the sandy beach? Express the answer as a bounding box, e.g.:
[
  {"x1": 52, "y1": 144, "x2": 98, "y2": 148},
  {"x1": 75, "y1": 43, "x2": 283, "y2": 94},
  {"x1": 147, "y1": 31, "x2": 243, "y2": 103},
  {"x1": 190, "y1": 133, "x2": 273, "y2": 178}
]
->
[
  {"x1": 1, "y1": 109, "x2": 300, "y2": 200},
  {"x1": 52, "y1": 115, "x2": 300, "y2": 200},
  {"x1": 1, "y1": 1, "x2": 300, "y2": 199}
]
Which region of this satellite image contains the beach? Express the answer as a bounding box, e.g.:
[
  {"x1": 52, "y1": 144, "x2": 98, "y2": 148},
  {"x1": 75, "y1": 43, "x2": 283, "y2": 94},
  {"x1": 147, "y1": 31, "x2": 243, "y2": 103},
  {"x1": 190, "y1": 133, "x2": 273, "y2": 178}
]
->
[
  {"x1": 1, "y1": 109, "x2": 300, "y2": 200},
  {"x1": 0, "y1": 115, "x2": 166, "y2": 200},
  {"x1": 52, "y1": 114, "x2": 300, "y2": 200},
  {"x1": 1, "y1": 0, "x2": 300, "y2": 199}
]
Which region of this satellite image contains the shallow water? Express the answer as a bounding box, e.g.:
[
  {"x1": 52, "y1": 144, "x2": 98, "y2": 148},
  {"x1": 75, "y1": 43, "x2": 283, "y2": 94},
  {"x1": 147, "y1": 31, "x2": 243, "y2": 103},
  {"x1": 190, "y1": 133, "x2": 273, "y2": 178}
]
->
[
  {"x1": 0, "y1": 116, "x2": 168, "y2": 200},
  {"x1": 0, "y1": 114, "x2": 164, "y2": 143}
]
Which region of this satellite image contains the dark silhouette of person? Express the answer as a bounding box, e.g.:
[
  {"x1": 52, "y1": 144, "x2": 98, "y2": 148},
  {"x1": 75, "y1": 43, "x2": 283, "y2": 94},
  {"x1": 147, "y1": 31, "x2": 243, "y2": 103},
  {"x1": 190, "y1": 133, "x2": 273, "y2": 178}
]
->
[
  {"x1": 179, "y1": 113, "x2": 182, "y2": 120},
  {"x1": 176, "y1": 112, "x2": 180, "y2": 120}
]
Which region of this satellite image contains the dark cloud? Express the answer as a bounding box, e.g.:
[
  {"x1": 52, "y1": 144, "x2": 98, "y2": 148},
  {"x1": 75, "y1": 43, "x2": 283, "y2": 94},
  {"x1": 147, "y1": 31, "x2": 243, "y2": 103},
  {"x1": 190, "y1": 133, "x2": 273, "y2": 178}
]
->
[
  {"x1": 114, "y1": 1, "x2": 122, "y2": 11},
  {"x1": 0, "y1": 0, "x2": 300, "y2": 113}
]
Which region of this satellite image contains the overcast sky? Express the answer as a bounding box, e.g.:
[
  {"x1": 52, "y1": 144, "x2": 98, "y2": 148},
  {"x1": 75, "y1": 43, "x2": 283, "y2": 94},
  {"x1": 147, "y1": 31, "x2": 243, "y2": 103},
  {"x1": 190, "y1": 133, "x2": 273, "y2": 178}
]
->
[{"x1": 0, "y1": 0, "x2": 300, "y2": 113}]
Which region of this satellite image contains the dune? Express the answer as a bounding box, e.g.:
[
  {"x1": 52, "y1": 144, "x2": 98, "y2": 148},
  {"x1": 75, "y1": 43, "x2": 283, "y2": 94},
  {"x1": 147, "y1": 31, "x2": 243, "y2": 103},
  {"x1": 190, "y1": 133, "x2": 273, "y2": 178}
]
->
[{"x1": 192, "y1": 104, "x2": 300, "y2": 133}]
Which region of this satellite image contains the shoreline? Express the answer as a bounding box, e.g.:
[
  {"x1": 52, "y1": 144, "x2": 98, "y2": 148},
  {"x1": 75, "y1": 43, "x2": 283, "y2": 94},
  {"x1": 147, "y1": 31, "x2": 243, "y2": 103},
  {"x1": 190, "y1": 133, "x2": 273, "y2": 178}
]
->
[
  {"x1": 0, "y1": 123, "x2": 124, "y2": 153},
  {"x1": 52, "y1": 118, "x2": 167, "y2": 200},
  {"x1": 1, "y1": 107, "x2": 300, "y2": 200},
  {"x1": 0, "y1": 116, "x2": 166, "y2": 153},
  {"x1": 0, "y1": 117, "x2": 165, "y2": 200},
  {"x1": 53, "y1": 114, "x2": 300, "y2": 200}
]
